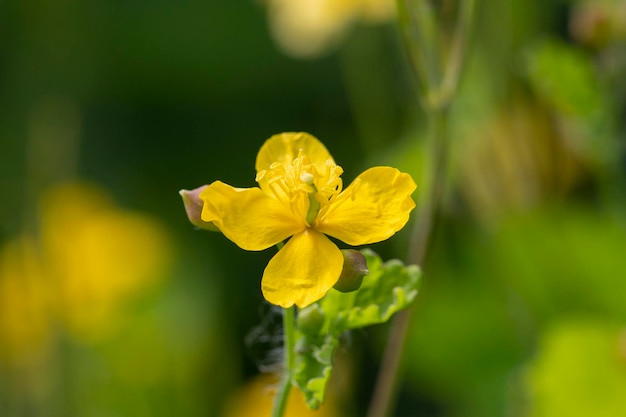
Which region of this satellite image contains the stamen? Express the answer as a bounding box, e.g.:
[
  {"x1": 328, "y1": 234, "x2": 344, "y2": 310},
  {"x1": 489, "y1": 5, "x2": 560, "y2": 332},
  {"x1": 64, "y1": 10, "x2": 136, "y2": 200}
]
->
[{"x1": 268, "y1": 177, "x2": 289, "y2": 199}]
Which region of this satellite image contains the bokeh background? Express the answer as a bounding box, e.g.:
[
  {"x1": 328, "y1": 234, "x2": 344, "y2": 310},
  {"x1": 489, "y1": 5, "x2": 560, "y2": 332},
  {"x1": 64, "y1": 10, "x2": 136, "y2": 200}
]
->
[{"x1": 1, "y1": 0, "x2": 626, "y2": 416}]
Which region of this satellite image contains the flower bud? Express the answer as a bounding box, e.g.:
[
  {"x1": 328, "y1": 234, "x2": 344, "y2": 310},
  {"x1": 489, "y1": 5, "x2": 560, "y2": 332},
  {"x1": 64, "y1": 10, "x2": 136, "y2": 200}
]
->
[
  {"x1": 569, "y1": 1, "x2": 626, "y2": 48},
  {"x1": 179, "y1": 186, "x2": 219, "y2": 231},
  {"x1": 298, "y1": 304, "x2": 325, "y2": 336},
  {"x1": 333, "y1": 249, "x2": 368, "y2": 293}
]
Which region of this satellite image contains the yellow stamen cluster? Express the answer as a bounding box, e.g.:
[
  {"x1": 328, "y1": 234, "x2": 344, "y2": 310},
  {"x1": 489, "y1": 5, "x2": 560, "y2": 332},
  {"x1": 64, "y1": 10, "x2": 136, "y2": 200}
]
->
[{"x1": 256, "y1": 150, "x2": 343, "y2": 226}]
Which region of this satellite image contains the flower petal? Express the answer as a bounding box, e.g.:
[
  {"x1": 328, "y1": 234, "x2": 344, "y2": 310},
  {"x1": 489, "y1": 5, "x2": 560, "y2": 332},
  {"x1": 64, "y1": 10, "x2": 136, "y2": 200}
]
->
[
  {"x1": 315, "y1": 167, "x2": 416, "y2": 245},
  {"x1": 261, "y1": 229, "x2": 343, "y2": 308},
  {"x1": 200, "y1": 181, "x2": 305, "y2": 251},
  {"x1": 255, "y1": 132, "x2": 333, "y2": 175}
]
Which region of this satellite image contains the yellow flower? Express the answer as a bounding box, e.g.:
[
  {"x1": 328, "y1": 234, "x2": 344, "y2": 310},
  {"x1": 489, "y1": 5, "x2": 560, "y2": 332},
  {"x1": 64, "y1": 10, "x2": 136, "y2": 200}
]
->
[
  {"x1": 266, "y1": 0, "x2": 396, "y2": 58},
  {"x1": 40, "y1": 183, "x2": 172, "y2": 342},
  {"x1": 0, "y1": 237, "x2": 51, "y2": 366},
  {"x1": 199, "y1": 132, "x2": 416, "y2": 308},
  {"x1": 222, "y1": 373, "x2": 339, "y2": 417},
  {"x1": 0, "y1": 181, "x2": 172, "y2": 362}
]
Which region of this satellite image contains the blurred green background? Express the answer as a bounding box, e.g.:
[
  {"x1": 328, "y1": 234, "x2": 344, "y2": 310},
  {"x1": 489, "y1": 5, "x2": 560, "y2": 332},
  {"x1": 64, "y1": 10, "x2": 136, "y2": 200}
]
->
[{"x1": 1, "y1": 0, "x2": 625, "y2": 416}]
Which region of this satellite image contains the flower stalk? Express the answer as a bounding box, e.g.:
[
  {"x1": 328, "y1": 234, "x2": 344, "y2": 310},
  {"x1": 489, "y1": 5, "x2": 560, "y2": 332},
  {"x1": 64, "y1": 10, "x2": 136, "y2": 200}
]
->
[
  {"x1": 366, "y1": 105, "x2": 449, "y2": 417},
  {"x1": 271, "y1": 306, "x2": 296, "y2": 417},
  {"x1": 366, "y1": 1, "x2": 476, "y2": 417}
]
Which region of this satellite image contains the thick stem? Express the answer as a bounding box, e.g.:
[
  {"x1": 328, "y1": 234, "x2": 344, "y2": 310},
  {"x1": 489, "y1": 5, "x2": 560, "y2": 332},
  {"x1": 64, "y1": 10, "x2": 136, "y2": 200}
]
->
[{"x1": 271, "y1": 306, "x2": 296, "y2": 417}]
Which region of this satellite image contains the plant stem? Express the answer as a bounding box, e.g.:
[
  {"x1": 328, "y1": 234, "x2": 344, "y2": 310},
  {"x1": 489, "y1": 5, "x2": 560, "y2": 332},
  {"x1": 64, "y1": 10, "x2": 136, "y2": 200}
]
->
[
  {"x1": 271, "y1": 306, "x2": 296, "y2": 417},
  {"x1": 366, "y1": 1, "x2": 476, "y2": 416},
  {"x1": 366, "y1": 105, "x2": 449, "y2": 417},
  {"x1": 439, "y1": 0, "x2": 476, "y2": 108}
]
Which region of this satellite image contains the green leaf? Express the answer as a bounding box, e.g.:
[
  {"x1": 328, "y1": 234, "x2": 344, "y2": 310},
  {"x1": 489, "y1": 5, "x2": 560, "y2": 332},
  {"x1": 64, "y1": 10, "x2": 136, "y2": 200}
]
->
[
  {"x1": 523, "y1": 38, "x2": 617, "y2": 168},
  {"x1": 525, "y1": 38, "x2": 602, "y2": 119},
  {"x1": 292, "y1": 249, "x2": 421, "y2": 409}
]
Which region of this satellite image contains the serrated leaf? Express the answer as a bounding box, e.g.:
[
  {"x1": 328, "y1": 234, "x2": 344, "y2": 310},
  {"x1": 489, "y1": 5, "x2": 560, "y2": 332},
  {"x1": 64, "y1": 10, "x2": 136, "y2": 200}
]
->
[
  {"x1": 293, "y1": 334, "x2": 338, "y2": 409},
  {"x1": 293, "y1": 249, "x2": 421, "y2": 409}
]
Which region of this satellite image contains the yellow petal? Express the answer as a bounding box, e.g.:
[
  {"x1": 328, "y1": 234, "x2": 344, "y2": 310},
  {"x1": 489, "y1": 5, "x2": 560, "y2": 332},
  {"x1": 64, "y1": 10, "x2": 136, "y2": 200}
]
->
[
  {"x1": 201, "y1": 181, "x2": 305, "y2": 251},
  {"x1": 261, "y1": 229, "x2": 343, "y2": 308},
  {"x1": 255, "y1": 132, "x2": 333, "y2": 175},
  {"x1": 315, "y1": 167, "x2": 416, "y2": 245}
]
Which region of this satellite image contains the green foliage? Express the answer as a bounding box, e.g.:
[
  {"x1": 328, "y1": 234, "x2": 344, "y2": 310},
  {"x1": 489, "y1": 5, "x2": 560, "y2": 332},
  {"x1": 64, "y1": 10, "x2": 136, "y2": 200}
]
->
[
  {"x1": 525, "y1": 38, "x2": 603, "y2": 118},
  {"x1": 405, "y1": 207, "x2": 626, "y2": 417},
  {"x1": 292, "y1": 249, "x2": 421, "y2": 409},
  {"x1": 492, "y1": 208, "x2": 626, "y2": 320},
  {"x1": 522, "y1": 319, "x2": 626, "y2": 417},
  {"x1": 524, "y1": 38, "x2": 617, "y2": 168}
]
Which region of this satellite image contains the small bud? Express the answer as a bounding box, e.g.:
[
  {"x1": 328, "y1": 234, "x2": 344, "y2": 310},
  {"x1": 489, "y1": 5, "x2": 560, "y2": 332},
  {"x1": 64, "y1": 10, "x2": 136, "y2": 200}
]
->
[
  {"x1": 298, "y1": 304, "x2": 325, "y2": 335},
  {"x1": 179, "y1": 186, "x2": 219, "y2": 231},
  {"x1": 334, "y1": 249, "x2": 368, "y2": 293}
]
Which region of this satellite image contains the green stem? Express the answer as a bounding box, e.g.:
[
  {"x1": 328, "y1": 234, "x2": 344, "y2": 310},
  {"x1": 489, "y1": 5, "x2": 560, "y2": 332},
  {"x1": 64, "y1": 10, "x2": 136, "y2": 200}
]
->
[
  {"x1": 271, "y1": 306, "x2": 296, "y2": 417},
  {"x1": 408, "y1": 107, "x2": 449, "y2": 265},
  {"x1": 366, "y1": 106, "x2": 449, "y2": 417},
  {"x1": 367, "y1": 1, "x2": 476, "y2": 417},
  {"x1": 396, "y1": 0, "x2": 441, "y2": 102},
  {"x1": 20, "y1": 97, "x2": 82, "y2": 417},
  {"x1": 439, "y1": 0, "x2": 476, "y2": 108}
]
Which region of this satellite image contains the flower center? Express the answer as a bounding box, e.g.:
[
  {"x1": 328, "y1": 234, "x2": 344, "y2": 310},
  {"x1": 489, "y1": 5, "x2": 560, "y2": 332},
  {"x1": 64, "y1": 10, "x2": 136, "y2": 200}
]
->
[{"x1": 256, "y1": 149, "x2": 344, "y2": 226}]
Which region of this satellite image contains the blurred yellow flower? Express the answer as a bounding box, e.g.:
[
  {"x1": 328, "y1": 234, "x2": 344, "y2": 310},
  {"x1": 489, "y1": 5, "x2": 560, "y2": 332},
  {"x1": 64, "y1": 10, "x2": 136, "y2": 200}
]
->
[
  {"x1": 39, "y1": 183, "x2": 171, "y2": 342},
  {"x1": 222, "y1": 373, "x2": 339, "y2": 417},
  {"x1": 198, "y1": 132, "x2": 416, "y2": 308},
  {"x1": 0, "y1": 182, "x2": 170, "y2": 367},
  {"x1": 0, "y1": 238, "x2": 50, "y2": 366},
  {"x1": 266, "y1": 0, "x2": 395, "y2": 57}
]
